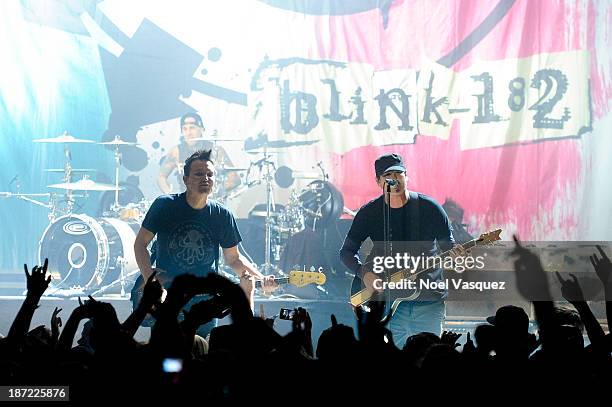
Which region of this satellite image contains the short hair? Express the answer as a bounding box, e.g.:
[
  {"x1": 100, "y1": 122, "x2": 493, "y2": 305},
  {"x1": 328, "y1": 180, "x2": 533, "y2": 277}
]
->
[
  {"x1": 180, "y1": 112, "x2": 204, "y2": 128},
  {"x1": 184, "y1": 149, "x2": 214, "y2": 176}
]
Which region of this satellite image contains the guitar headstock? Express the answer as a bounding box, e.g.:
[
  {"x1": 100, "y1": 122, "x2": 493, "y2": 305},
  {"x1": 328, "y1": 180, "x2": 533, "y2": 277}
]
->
[
  {"x1": 288, "y1": 271, "x2": 327, "y2": 287},
  {"x1": 476, "y1": 229, "x2": 502, "y2": 245}
]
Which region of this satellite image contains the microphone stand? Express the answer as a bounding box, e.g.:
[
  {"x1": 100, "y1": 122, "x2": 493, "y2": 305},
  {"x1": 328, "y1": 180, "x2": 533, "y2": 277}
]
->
[{"x1": 383, "y1": 182, "x2": 392, "y2": 310}]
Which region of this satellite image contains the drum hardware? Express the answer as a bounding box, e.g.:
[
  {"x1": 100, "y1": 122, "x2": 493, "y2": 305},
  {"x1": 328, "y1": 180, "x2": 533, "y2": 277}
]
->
[
  {"x1": 0, "y1": 191, "x2": 57, "y2": 219},
  {"x1": 89, "y1": 257, "x2": 141, "y2": 298},
  {"x1": 25, "y1": 131, "x2": 103, "y2": 217},
  {"x1": 243, "y1": 132, "x2": 320, "y2": 152},
  {"x1": 244, "y1": 149, "x2": 281, "y2": 155},
  {"x1": 259, "y1": 146, "x2": 278, "y2": 275},
  {"x1": 315, "y1": 160, "x2": 329, "y2": 181},
  {"x1": 98, "y1": 135, "x2": 135, "y2": 212},
  {"x1": 35, "y1": 132, "x2": 97, "y2": 214},
  {"x1": 189, "y1": 137, "x2": 243, "y2": 142},
  {"x1": 44, "y1": 168, "x2": 96, "y2": 173},
  {"x1": 214, "y1": 164, "x2": 249, "y2": 203},
  {"x1": 298, "y1": 179, "x2": 344, "y2": 231},
  {"x1": 0, "y1": 173, "x2": 87, "y2": 222},
  {"x1": 343, "y1": 207, "x2": 357, "y2": 217},
  {"x1": 274, "y1": 166, "x2": 321, "y2": 189}
]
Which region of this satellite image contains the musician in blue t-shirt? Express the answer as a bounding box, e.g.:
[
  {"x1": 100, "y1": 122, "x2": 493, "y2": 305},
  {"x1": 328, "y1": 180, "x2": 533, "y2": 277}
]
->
[{"x1": 134, "y1": 149, "x2": 276, "y2": 336}]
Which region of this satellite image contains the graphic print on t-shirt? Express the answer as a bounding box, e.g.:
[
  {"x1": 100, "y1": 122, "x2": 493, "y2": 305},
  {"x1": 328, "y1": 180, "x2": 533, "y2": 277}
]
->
[{"x1": 168, "y1": 221, "x2": 215, "y2": 272}]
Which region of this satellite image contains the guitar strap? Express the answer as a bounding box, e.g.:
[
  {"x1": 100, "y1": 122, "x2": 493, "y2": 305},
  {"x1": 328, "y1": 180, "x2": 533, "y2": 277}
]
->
[
  {"x1": 214, "y1": 245, "x2": 220, "y2": 273},
  {"x1": 408, "y1": 191, "x2": 420, "y2": 242}
]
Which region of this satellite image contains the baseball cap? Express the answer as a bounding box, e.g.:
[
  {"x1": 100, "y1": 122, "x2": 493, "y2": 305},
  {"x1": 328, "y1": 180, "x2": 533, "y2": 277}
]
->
[
  {"x1": 375, "y1": 153, "x2": 406, "y2": 177},
  {"x1": 180, "y1": 112, "x2": 204, "y2": 128}
]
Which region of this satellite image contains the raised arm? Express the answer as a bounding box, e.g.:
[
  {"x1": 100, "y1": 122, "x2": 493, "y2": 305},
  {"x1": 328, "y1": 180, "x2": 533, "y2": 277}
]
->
[
  {"x1": 7, "y1": 260, "x2": 51, "y2": 347},
  {"x1": 590, "y1": 245, "x2": 612, "y2": 329}
]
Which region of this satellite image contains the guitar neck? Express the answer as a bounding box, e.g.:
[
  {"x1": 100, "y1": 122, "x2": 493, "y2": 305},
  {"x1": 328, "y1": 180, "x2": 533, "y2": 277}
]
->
[
  {"x1": 254, "y1": 277, "x2": 289, "y2": 289},
  {"x1": 396, "y1": 237, "x2": 482, "y2": 278}
]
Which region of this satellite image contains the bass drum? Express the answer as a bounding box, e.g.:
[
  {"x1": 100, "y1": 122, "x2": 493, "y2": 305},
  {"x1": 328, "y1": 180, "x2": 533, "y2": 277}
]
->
[
  {"x1": 38, "y1": 214, "x2": 139, "y2": 291},
  {"x1": 299, "y1": 180, "x2": 344, "y2": 229}
]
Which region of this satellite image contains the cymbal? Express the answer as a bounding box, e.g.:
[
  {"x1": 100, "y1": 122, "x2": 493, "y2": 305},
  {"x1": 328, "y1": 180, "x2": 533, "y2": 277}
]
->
[
  {"x1": 98, "y1": 140, "x2": 139, "y2": 146},
  {"x1": 44, "y1": 168, "x2": 96, "y2": 173},
  {"x1": 244, "y1": 135, "x2": 320, "y2": 151},
  {"x1": 293, "y1": 171, "x2": 321, "y2": 179},
  {"x1": 245, "y1": 150, "x2": 280, "y2": 155},
  {"x1": 33, "y1": 133, "x2": 95, "y2": 143},
  {"x1": 189, "y1": 137, "x2": 243, "y2": 142},
  {"x1": 47, "y1": 179, "x2": 124, "y2": 191}
]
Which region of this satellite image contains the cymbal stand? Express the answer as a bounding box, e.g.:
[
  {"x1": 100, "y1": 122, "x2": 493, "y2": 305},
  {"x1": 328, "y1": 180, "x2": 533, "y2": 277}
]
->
[
  {"x1": 63, "y1": 144, "x2": 76, "y2": 214},
  {"x1": 110, "y1": 136, "x2": 122, "y2": 211},
  {"x1": 89, "y1": 266, "x2": 141, "y2": 298},
  {"x1": 1, "y1": 176, "x2": 58, "y2": 220},
  {"x1": 256, "y1": 145, "x2": 277, "y2": 275}
]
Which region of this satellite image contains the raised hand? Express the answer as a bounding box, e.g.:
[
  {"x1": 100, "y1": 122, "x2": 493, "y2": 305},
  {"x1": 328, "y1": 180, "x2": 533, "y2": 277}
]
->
[
  {"x1": 462, "y1": 332, "x2": 476, "y2": 354},
  {"x1": 141, "y1": 270, "x2": 164, "y2": 308},
  {"x1": 183, "y1": 296, "x2": 231, "y2": 328},
  {"x1": 259, "y1": 304, "x2": 276, "y2": 329},
  {"x1": 289, "y1": 307, "x2": 313, "y2": 357},
  {"x1": 24, "y1": 258, "x2": 51, "y2": 300},
  {"x1": 50, "y1": 307, "x2": 62, "y2": 345},
  {"x1": 590, "y1": 245, "x2": 612, "y2": 288},
  {"x1": 165, "y1": 274, "x2": 200, "y2": 310},
  {"x1": 355, "y1": 295, "x2": 390, "y2": 346},
  {"x1": 555, "y1": 272, "x2": 584, "y2": 303},
  {"x1": 511, "y1": 235, "x2": 551, "y2": 300},
  {"x1": 292, "y1": 307, "x2": 312, "y2": 333},
  {"x1": 201, "y1": 273, "x2": 252, "y2": 321},
  {"x1": 441, "y1": 330, "x2": 462, "y2": 348},
  {"x1": 73, "y1": 296, "x2": 98, "y2": 320}
]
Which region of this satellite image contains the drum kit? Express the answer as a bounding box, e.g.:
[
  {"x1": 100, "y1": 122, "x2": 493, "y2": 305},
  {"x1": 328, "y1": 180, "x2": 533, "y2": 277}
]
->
[
  {"x1": 1, "y1": 131, "x2": 346, "y2": 298},
  {"x1": 234, "y1": 139, "x2": 345, "y2": 282},
  {"x1": 1, "y1": 132, "x2": 148, "y2": 297}
]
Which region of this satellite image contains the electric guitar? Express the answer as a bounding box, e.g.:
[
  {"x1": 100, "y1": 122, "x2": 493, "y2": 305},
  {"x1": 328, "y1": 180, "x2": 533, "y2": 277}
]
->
[
  {"x1": 349, "y1": 229, "x2": 502, "y2": 321},
  {"x1": 130, "y1": 269, "x2": 327, "y2": 326}
]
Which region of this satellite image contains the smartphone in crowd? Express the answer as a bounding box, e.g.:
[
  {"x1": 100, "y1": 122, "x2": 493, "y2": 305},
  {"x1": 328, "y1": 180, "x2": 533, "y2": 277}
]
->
[
  {"x1": 279, "y1": 308, "x2": 296, "y2": 320},
  {"x1": 162, "y1": 358, "x2": 183, "y2": 373}
]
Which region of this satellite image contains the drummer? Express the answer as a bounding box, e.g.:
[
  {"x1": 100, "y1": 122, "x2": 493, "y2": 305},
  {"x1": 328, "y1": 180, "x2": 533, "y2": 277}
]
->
[{"x1": 156, "y1": 112, "x2": 241, "y2": 195}]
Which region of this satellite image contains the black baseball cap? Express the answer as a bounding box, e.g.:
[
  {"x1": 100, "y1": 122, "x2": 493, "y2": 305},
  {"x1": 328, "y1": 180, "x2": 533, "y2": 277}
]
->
[
  {"x1": 375, "y1": 153, "x2": 406, "y2": 177},
  {"x1": 180, "y1": 112, "x2": 204, "y2": 128}
]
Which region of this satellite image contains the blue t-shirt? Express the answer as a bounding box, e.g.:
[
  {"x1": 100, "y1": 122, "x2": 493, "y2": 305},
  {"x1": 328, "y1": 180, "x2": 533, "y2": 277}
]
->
[{"x1": 142, "y1": 193, "x2": 241, "y2": 277}]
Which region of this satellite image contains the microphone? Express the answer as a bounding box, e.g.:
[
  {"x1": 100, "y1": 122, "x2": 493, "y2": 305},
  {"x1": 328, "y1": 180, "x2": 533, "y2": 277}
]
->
[{"x1": 385, "y1": 178, "x2": 398, "y2": 186}]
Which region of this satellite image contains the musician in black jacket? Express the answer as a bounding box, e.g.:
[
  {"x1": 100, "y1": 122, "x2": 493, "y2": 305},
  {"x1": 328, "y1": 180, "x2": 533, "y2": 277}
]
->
[{"x1": 340, "y1": 153, "x2": 461, "y2": 348}]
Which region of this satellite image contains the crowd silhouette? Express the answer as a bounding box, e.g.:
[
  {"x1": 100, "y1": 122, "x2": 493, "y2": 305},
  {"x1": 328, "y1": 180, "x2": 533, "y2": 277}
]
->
[{"x1": 1, "y1": 236, "x2": 610, "y2": 402}]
